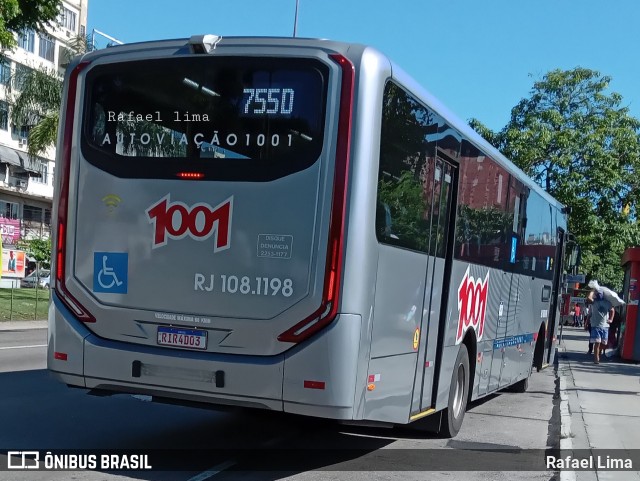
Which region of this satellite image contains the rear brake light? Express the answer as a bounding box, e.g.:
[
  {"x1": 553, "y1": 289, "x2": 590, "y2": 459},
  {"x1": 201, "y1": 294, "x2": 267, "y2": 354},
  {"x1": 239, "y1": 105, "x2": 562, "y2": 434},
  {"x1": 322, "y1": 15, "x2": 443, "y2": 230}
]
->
[
  {"x1": 177, "y1": 172, "x2": 205, "y2": 179},
  {"x1": 277, "y1": 54, "x2": 354, "y2": 343},
  {"x1": 54, "y1": 60, "x2": 96, "y2": 323}
]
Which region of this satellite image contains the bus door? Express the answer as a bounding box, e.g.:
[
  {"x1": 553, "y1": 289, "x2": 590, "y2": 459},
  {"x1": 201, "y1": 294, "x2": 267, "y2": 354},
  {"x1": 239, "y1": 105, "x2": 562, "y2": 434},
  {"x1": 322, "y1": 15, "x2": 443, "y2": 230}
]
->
[
  {"x1": 545, "y1": 228, "x2": 565, "y2": 365},
  {"x1": 410, "y1": 157, "x2": 457, "y2": 413}
]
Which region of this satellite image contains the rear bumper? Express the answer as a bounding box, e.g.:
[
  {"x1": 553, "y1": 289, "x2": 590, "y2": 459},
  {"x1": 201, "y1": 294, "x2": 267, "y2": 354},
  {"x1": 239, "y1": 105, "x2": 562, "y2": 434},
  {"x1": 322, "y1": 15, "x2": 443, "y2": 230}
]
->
[{"x1": 47, "y1": 293, "x2": 362, "y2": 419}]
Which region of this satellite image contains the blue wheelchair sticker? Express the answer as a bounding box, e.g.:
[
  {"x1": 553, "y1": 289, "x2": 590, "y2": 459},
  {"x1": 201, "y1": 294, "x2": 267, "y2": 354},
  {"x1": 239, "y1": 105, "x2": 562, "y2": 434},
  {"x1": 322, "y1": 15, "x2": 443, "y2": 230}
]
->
[{"x1": 93, "y1": 252, "x2": 128, "y2": 293}]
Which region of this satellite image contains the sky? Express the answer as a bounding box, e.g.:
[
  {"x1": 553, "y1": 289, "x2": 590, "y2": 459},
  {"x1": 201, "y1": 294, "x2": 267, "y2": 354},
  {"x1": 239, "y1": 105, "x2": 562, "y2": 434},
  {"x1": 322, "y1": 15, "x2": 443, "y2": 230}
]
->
[{"x1": 87, "y1": 0, "x2": 640, "y2": 132}]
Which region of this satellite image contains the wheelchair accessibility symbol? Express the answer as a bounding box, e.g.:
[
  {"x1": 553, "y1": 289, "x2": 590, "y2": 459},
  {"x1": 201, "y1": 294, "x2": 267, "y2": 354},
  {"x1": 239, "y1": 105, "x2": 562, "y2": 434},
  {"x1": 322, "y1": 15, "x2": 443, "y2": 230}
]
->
[{"x1": 93, "y1": 252, "x2": 128, "y2": 293}]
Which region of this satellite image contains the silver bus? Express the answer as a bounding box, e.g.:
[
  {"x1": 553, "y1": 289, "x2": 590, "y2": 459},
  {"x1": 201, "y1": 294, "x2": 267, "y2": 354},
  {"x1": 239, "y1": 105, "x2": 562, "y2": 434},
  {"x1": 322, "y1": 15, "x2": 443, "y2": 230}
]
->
[{"x1": 49, "y1": 35, "x2": 572, "y2": 437}]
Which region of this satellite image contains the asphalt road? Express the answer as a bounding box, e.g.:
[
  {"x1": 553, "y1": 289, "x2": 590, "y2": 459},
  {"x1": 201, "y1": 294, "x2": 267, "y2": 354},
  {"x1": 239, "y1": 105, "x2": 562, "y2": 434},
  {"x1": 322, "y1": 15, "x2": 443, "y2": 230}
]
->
[{"x1": 0, "y1": 328, "x2": 560, "y2": 481}]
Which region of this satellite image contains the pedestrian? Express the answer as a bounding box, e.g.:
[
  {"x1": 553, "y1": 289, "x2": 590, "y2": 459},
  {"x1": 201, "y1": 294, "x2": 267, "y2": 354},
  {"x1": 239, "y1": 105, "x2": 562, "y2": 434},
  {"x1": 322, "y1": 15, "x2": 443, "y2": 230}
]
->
[
  {"x1": 587, "y1": 288, "x2": 614, "y2": 364},
  {"x1": 607, "y1": 307, "x2": 622, "y2": 351},
  {"x1": 569, "y1": 305, "x2": 576, "y2": 326},
  {"x1": 574, "y1": 304, "x2": 582, "y2": 327},
  {"x1": 584, "y1": 300, "x2": 593, "y2": 354}
]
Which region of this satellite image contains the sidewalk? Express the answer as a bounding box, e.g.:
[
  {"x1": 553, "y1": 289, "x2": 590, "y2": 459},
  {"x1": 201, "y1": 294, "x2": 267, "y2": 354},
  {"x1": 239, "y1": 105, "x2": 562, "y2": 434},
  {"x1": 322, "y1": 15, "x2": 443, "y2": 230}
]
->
[
  {"x1": 557, "y1": 325, "x2": 640, "y2": 481},
  {"x1": 0, "y1": 319, "x2": 47, "y2": 330}
]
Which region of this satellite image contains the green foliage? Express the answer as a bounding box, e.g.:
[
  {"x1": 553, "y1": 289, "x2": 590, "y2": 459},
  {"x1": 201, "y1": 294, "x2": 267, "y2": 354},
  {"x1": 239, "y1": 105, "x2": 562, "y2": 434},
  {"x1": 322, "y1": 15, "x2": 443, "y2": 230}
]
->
[
  {"x1": 0, "y1": 0, "x2": 61, "y2": 50},
  {"x1": 0, "y1": 287, "x2": 49, "y2": 321},
  {"x1": 16, "y1": 237, "x2": 51, "y2": 268},
  {"x1": 470, "y1": 67, "x2": 640, "y2": 290},
  {"x1": 8, "y1": 34, "x2": 91, "y2": 157},
  {"x1": 9, "y1": 65, "x2": 62, "y2": 157},
  {"x1": 457, "y1": 205, "x2": 512, "y2": 246},
  {"x1": 378, "y1": 171, "x2": 428, "y2": 251},
  {"x1": 0, "y1": 0, "x2": 20, "y2": 49}
]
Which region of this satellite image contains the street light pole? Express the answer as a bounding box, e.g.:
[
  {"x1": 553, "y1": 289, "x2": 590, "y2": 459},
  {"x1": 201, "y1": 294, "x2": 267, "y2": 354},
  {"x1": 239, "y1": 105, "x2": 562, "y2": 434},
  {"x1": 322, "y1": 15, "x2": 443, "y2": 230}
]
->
[{"x1": 293, "y1": 0, "x2": 299, "y2": 37}]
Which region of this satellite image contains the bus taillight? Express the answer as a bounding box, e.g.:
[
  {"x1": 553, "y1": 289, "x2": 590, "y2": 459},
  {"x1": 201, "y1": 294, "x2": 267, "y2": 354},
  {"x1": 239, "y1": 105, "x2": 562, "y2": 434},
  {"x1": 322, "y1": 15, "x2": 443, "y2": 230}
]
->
[
  {"x1": 176, "y1": 172, "x2": 205, "y2": 179},
  {"x1": 277, "y1": 54, "x2": 354, "y2": 344},
  {"x1": 55, "y1": 60, "x2": 96, "y2": 323}
]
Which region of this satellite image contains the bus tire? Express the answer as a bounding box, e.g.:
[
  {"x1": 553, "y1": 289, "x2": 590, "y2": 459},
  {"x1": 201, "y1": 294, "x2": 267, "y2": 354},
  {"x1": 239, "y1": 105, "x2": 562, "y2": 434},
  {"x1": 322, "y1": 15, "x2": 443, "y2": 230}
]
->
[
  {"x1": 440, "y1": 344, "x2": 469, "y2": 438},
  {"x1": 510, "y1": 375, "x2": 529, "y2": 393}
]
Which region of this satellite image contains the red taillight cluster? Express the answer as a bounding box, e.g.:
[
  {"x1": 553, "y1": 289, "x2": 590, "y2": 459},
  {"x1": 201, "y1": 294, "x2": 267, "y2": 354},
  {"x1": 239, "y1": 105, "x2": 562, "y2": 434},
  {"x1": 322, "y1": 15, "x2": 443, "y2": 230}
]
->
[
  {"x1": 277, "y1": 54, "x2": 354, "y2": 344},
  {"x1": 54, "y1": 61, "x2": 96, "y2": 323}
]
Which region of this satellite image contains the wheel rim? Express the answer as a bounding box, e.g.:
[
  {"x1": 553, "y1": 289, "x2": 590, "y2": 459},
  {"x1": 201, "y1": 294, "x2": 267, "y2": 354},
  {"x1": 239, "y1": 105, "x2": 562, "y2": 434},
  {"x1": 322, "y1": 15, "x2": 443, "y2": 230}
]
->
[{"x1": 452, "y1": 363, "x2": 465, "y2": 419}]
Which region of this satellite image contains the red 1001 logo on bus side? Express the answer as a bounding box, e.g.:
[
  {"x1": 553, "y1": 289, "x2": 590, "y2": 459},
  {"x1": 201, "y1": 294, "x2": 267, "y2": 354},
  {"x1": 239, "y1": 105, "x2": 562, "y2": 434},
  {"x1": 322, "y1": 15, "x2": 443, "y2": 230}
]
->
[
  {"x1": 456, "y1": 267, "x2": 489, "y2": 344},
  {"x1": 146, "y1": 195, "x2": 233, "y2": 251}
]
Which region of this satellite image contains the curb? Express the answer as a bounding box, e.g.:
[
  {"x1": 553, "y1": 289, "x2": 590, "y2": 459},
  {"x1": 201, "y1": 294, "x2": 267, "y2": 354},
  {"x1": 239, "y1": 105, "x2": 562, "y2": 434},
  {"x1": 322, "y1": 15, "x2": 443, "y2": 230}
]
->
[
  {"x1": 0, "y1": 320, "x2": 48, "y2": 331},
  {"x1": 558, "y1": 345, "x2": 577, "y2": 481}
]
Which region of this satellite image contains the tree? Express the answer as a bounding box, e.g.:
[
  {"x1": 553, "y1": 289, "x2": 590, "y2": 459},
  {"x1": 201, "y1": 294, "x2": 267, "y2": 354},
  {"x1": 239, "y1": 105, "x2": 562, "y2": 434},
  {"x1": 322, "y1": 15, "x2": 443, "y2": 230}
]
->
[
  {"x1": 9, "y1": 34, "x2": 92, "y2": 157},
  {"x1": 16, "y1": 237, "x2": 51, "y2": 268},
  {"x1": 470, "y1": 68, "x2": 640, "y2": 290},
  {"x1": 0, "y1": 0, "x2": 61, "y2": 50},
  {"x1": 10, "y1": 64, "x2": 62, "y2": 156}
]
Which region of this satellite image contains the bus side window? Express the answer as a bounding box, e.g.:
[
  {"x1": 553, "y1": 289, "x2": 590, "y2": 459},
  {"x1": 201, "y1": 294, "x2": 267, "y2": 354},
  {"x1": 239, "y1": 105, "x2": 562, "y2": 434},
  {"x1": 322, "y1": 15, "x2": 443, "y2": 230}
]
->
[{"x1": 376, "y1": 202, "x2": 399, "y2": 241}]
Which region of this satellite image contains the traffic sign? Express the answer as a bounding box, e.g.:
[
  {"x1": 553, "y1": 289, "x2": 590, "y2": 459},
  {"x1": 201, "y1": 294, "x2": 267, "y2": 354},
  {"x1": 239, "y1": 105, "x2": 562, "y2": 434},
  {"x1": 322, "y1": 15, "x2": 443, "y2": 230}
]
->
[{"x1": 565, "y1": 274, "x2": 586, "y2": 284}]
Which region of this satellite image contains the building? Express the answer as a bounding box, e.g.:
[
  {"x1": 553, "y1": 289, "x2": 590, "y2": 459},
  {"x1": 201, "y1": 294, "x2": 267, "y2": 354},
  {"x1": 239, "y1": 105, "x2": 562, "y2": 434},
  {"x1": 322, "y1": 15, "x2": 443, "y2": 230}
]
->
[{"x1": 0, "y1": 0, "x2": 88, "y2": 284}]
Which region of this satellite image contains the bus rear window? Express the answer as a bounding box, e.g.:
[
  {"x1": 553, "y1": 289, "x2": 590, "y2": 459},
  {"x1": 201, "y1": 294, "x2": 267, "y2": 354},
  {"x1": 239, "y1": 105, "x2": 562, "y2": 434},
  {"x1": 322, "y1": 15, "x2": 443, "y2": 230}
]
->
[{"x1": 82, "y1": 57, "x2": 328, "y2": 179}]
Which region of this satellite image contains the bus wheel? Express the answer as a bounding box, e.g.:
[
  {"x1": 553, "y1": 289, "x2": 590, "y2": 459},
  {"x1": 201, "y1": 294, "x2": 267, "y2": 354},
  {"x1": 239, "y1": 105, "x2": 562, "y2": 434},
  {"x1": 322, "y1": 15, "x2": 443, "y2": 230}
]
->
[
  {"x1": 511, "y1": 377, "x2": 529, "y2": 393},
  {"x1": 440, "y1": 344, "x2": 469, "y2": 438},
  {"x1": 509, "y1": 369, "x2": 530, "y2": 393}
]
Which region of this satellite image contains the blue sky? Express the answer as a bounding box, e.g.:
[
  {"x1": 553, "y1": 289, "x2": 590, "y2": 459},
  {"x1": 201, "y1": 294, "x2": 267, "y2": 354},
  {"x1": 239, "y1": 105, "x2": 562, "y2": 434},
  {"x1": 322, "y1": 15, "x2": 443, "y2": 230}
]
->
[{"x1": 88, "y1": 0, "x2": 640, "y2": 132}]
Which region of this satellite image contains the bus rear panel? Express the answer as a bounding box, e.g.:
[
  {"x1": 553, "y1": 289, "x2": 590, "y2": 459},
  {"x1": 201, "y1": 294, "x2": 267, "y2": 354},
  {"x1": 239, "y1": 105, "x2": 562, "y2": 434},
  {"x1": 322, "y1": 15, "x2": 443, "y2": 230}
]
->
[{"x1": 49, "y1": 37, "x2": 362, "y2": 419}]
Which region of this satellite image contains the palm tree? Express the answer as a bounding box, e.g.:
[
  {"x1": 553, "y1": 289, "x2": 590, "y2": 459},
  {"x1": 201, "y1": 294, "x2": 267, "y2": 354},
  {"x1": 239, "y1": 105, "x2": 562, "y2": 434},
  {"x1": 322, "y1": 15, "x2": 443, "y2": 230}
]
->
[{"x1": 9, "y1": 34, "x2": 93, "y2": 158}]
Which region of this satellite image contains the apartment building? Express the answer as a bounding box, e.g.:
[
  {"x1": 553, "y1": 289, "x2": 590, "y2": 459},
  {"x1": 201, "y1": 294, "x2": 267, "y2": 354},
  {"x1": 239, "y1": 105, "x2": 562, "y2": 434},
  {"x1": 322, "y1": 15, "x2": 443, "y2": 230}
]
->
[{"x1": 0, "y1": 0, "x2": 89, "y2": 255}]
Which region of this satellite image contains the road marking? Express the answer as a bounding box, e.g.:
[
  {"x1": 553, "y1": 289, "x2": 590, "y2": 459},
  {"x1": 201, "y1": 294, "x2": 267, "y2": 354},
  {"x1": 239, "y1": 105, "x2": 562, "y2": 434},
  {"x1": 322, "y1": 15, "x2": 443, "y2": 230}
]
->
[
  {"x1": 187, "y1": 460, "x2": 236, "y2": 481},
  {"x1": 0, "y1": 344, "x2": 47, "y2": 350}
]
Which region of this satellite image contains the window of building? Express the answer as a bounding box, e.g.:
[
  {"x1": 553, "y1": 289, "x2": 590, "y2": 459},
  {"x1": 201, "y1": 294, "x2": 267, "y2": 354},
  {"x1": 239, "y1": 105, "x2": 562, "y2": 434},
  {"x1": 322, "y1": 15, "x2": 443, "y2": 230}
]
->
[
  {"x1": 23, "y1": 204, "x2": 43, "y2": 223},
  {"x1": 31, "y1": 159, "x2": 48, "y2": 184},
  {"x1": 59, "y1": 6, "x2": 77, "y2": 32},
  {"x1": 0, "y1": 101, "x2": 8, "y2": 131},
  {"x1": 0, "y1": 56, "x2": 11, "y2": 86},
  {"x1": 38, "y1": 34, "x2": 55, "y2": 62},
  {"x1": 17, "y1": 125, "x2": 31, "y2": 139},
  {"x1": 18, "y1": 29, "x2": 35, "y2": 53},
  {"x1": 0, "y1": 201, "x2": 19, "y2": 219}
]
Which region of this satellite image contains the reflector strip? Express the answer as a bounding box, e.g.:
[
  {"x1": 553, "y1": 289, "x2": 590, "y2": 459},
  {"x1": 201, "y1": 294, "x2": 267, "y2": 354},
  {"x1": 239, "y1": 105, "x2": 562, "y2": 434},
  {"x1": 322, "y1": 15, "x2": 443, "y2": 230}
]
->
[
  {"x1": 409, "y1": 408, "x2": 436, "y2": 422},
  {"x1": 303, "y1": 380, "x2": 326, "y2": 390},
  {"x1": 54, "y1": 352, "x2": 68, "y2": 361}
]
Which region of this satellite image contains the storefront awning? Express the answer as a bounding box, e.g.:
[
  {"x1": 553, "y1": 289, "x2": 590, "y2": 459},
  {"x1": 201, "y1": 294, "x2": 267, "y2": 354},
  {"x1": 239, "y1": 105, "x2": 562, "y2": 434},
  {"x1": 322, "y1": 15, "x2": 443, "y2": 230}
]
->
[
  {"x1": 16, "y1": 152, "x2": 42, "y2": 176},
  {"x1": 0, "y1": 145, "x2": 21, "y2": 166}
]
